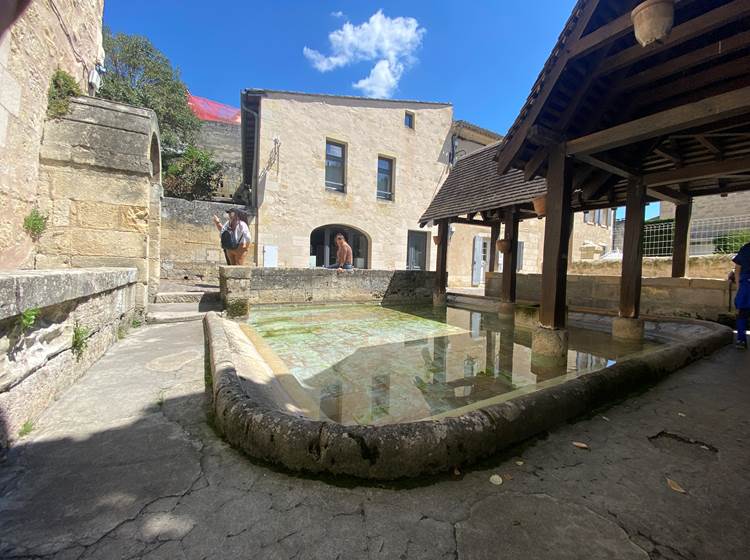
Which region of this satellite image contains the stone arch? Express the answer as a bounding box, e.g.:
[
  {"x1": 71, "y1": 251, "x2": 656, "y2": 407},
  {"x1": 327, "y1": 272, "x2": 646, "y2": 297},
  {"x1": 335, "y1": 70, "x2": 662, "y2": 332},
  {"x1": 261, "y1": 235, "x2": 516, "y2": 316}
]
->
[{"x1": 310, "y1": 224, "x2": 371, "y2": 269}]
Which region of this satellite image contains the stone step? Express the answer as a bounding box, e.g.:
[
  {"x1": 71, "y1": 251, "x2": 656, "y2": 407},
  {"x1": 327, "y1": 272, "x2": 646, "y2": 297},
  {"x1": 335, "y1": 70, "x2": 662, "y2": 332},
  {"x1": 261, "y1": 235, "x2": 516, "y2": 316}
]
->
[
  {"x1": 154, "y1": 291, "x2": 220, "y2": 304},
  {"x1": 447, "y1": 292, "x2": 500, "y2": 312},
  {"x1": 146, "y1": 301, "x2": 223, "y2": 324}
]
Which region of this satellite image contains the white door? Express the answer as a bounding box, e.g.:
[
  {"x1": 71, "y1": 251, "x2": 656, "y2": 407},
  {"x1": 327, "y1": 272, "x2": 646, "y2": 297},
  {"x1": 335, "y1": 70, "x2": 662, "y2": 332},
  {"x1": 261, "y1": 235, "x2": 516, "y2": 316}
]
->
[
  {"x1": 471, "y1": 236, "x2": 488, "y2": 286},
  {"x1": 263, "y1": 245, "x2": 278, "y2": 268}
]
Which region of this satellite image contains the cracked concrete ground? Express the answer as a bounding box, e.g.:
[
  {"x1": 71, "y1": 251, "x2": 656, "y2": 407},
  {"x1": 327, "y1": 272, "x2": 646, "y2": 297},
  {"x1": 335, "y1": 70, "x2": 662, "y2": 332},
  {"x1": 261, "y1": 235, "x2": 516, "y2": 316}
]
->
[{"x1": 0, "y1": 321, "x2": 748, "y2": 560}]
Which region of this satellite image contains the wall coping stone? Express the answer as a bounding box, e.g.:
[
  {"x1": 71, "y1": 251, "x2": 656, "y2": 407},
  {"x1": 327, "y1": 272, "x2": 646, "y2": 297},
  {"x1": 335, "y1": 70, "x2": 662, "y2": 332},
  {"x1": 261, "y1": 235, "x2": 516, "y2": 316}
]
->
[{"x1": 0, "y1": 267, "x2": 137, "y2": 321}]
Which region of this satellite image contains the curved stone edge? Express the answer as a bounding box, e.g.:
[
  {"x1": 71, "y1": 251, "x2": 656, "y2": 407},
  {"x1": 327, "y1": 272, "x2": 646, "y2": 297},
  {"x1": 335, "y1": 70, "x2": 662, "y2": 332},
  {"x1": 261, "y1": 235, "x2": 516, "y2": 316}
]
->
[{"x1": 204, "y1": 312, "x2": 732, "y2": 480}]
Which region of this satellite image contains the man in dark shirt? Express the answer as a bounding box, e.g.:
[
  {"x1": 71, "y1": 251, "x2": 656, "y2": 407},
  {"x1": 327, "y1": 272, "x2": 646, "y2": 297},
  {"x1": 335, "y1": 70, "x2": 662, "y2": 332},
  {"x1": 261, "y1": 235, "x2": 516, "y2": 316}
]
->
[{"x1": 730, "y1": 241, "x2": 750, "y2": 349}]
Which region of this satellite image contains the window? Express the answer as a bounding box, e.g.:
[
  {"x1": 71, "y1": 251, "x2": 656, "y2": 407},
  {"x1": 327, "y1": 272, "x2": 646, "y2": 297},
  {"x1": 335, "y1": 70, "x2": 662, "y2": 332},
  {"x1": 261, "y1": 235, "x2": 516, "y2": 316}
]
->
[
  {"x1": 516, "y1": 241, "x2": 524, "y2": 271},
  {"x1": 325, "y1": 141, "x2": 346, "y2": 191},
  {"x1": 404, "y1": 111, "x2": 415, "y2": 129},
  {"x1": 377, "y1": 156, "x2": 394, "y2": 200},
  {"x1": 584, "y1": 211, "x2": 594, "y2": 224}
]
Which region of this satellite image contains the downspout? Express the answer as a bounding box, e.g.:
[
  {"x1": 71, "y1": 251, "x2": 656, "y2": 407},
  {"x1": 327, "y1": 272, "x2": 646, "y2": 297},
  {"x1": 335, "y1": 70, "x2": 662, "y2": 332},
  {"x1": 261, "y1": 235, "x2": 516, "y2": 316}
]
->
[{"x1": 241, "y1": 93, "x2": 261, "y2": 266}]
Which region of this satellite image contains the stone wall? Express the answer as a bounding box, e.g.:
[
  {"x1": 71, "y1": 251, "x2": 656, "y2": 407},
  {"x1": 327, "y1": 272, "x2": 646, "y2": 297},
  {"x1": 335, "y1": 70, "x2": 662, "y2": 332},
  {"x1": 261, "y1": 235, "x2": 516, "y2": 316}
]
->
[
  {"x1": 0, "y1": 268, "x2": 136, "y2": 448},
  {"x1": 252, "y1": 92, "x2": 454, "y2": 270},
  {"x1": 447, "y1": 213, "x2": 612, "y2": 287},
  {"x1": 660, "y1": 193, "x2": 750, "y2": 220},
  {"x1": 0, "y1": 0, "x2": 104, "y2": 270},
  {"x1": 195, "y1": 120, "x2": 243, "y2": 199},
  {"x1": 485, "y1": 272, "x2": 731, "y2": 321},
  {"x1": 161, "y1": 196, "x2": 247, "y2": 280},
  {"x1": 568, "y1": 254, "x2": 735, "y2": 279},
  {"x1": 220, "y1": 267, "x2": 435, "y2": 313},
  {"x1": 34, "y1": 96, "x2": 162, "y2": 310}
]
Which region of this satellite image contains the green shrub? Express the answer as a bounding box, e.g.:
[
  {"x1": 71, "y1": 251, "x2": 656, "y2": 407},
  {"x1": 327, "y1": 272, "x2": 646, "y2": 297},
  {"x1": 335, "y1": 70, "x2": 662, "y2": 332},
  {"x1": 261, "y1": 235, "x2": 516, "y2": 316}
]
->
[
  {"x1": 20, "y1": 308, "x2": 40, "y2": 331},
  {"x1": 47, "y1": 69, "x2": 82, "y2": 118},
  {"x1": 23, "y1": 209, "x2": 48, "y2": 240},
  {"x1": 72, "y1": 323, "x2": 89, "y2": 361},
  {"x1": 713, "y1": 230, "x2": 750, "y2": 254},
  {"x1": 163, "y1": 145, "x2": 223, "y2": 200}
]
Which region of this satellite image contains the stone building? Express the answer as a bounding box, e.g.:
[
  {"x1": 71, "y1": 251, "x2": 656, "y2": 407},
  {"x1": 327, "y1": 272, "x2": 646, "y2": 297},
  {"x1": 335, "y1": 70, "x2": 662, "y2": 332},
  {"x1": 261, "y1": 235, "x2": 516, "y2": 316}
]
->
[
  {"x1": 240, "y1": 89, "x2": 454, "y2": 271},
  {"x1": 0, "y1": 0, "x2": 105, "y2": 270}
]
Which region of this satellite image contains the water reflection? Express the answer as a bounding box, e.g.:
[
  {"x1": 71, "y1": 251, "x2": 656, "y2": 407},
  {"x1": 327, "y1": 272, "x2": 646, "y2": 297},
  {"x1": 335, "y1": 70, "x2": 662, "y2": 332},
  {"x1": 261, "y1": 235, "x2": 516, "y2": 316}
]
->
[{"x1": 247, "y1": 304, "x2": 654, "y2": 426}]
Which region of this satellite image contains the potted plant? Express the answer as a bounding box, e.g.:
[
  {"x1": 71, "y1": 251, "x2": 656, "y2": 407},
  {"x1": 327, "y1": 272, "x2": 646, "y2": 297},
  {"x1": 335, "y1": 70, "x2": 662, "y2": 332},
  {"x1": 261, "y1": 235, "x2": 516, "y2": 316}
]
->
[
  {"x1": 532, "y1": 195, "x2": 546, "y2": 217},
  {"x1": 631, "y1": 0, "x2": 675, "y2": 47},
  {"x1": 496, "y1": 239, "x2": 511, "y2": 253}
]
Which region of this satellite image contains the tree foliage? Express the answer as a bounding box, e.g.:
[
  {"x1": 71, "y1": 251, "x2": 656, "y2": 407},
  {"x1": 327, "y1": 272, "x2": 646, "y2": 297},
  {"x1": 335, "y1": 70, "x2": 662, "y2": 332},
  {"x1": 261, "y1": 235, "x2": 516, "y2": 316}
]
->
[
  {"x1": 98, "y1": 27, "x2": 200, "y2": 153},
  {"x1": 163, "y1": 146, "x2": 223, "y2": 200}
]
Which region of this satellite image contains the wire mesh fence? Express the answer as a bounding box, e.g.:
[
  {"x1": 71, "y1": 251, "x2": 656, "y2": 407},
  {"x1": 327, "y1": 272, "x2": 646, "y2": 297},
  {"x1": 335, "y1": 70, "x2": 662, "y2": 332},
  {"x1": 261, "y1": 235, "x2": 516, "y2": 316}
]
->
[{"x1": 613, "y1": 215, "x2": 750, "y2": 256}]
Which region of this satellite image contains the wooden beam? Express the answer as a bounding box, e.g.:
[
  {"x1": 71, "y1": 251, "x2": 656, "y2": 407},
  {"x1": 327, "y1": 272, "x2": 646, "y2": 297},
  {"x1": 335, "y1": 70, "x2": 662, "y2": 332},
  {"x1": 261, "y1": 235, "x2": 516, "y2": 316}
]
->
[
  {"x1": 695, "y1": 134, "x2": 723, "y2": 158},
  {"x1": 489, "y1": 222, "x2": 500, "y2": 273},
  {"x1": 574, "y1": 153, "x2": 639, "y2": 179},
  {"x1": 528, "y1": 125, "x2": 564, "y2": 147},
  {"x1": 495, "y1": 0, "x2": 604, "y2": 174},
  {"x1": 566, "y1": 87, "x2": 750, "y2": 156},
  {"x1": 646, "y1": 186, "x2": 691, "y2": 204},
  {"x1": 539, "y1": 145, "x2": 572, "y2": 329},
  {"x1": 672, "y1": 201, "x2": 692, "y2": 278},
  {"x1": 619, "y1": 29, "x2": 750, "y2": 93},
  {"x1": 619, "y1": 179, "x2": 646, "y2": 319},
  {"x1": 500, "y1": 210, "x2": 519, "y2": 303},
  {"x1": 524, "y1": 149, "x2": 549, "y2": 181},
  {"x1": 643, "y1": 156, "x2": 750, "y2": 187},
  {"x1": 654, "y1": 142, "x2": 683, "y2": 166},
  {"x1": 567, "y1": 11, "x2": 633, "y2": 60},
  {"x1": 433, "y1": 219, "x2": 449, "y2": 306},
  {"x1": 598, "y1": 0, "x2": 750, "y2": 77},
  {"x1": 580, "y1": 171, "x2": 615, "y2": 201},
  {"x1": 450, "y1": 217, "x2": 493, "y2": 227}
]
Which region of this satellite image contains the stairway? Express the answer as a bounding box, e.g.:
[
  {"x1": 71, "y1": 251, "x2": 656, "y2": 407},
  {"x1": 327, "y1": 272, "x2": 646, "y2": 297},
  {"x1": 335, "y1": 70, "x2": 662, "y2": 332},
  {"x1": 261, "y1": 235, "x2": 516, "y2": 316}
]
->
[{"x1": 147, "y1": 285, "x2": 222, "y2": 324}]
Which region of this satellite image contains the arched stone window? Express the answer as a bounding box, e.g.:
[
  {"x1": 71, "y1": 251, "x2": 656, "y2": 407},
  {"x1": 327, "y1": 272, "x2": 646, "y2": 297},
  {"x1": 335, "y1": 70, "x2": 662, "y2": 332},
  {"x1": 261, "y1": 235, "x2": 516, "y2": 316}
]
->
[{"x1": 310, "y1": 224, "x2": 370, "y2": 269}]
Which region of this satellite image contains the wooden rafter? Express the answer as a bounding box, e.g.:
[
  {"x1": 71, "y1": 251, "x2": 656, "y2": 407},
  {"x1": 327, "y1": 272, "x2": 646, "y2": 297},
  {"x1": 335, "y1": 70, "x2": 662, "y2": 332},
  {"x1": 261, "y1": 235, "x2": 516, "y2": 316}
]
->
[
  {"x1": 566, "y1": 87, "x2": 750, "y2": 156},
  {"x1": 597, "y1": 0, "x2": 750, "y2": 77},
  {"x1": 695, "y1": 135, "x2": 723, "y2": 158},
  {"x1": 646, "y1": 186, "x2": 691, "y2": 204},
  {"x1": 574, "y1": 153, "x2": 638, "y2": 179},
  {"x1": 643, "y1": 155, "x2": 750, "y2": 187},
  {"x1": 567, "y1": 11, "x2": 633, "y2": 60}
]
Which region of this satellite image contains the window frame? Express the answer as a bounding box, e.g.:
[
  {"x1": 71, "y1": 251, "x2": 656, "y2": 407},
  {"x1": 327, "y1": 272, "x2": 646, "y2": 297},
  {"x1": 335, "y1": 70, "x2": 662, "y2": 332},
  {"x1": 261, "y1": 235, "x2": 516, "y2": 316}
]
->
[
  {"x1": 325, "y1": 139, "x2": 347, "y2": 192},
  {"x1": 376, "y1": 155, "x2": 395, "y2": 201},
  {"x1": 404, "y1": 111, "x2": 415, "y2": 129}
]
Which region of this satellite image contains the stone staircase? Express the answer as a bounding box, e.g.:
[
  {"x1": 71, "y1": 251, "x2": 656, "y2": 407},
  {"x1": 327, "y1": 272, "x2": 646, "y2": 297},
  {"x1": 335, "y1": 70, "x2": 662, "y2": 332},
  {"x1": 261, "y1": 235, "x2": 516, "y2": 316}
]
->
[{"x1": 147, "y1": 285, "x2": 222, "y2": 324}]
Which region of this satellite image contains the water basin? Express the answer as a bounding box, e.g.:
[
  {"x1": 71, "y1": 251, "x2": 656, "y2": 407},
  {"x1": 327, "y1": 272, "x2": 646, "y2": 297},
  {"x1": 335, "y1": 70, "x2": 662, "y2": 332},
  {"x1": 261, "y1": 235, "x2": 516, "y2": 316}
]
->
[{"x1": 246, "y1": 304, "x2": 660, "y2": 425}]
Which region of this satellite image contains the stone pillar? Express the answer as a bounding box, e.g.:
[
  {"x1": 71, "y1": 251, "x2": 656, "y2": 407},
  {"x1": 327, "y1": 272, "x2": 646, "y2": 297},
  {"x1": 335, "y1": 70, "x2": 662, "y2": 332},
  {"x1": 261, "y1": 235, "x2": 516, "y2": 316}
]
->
[{"x1": 531, "y1": 326, "x2": 569, "y2": 371}]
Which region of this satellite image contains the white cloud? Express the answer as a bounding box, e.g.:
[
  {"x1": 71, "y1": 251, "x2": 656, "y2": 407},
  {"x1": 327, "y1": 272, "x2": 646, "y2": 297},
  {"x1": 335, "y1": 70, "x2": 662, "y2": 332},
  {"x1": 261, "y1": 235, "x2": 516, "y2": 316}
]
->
[
  {"x1": 303, "y1": 10, "x2": 426, "y2": 98},
  {"x1": 330, "y1": 11, "x2": 345, "y2": 18}
]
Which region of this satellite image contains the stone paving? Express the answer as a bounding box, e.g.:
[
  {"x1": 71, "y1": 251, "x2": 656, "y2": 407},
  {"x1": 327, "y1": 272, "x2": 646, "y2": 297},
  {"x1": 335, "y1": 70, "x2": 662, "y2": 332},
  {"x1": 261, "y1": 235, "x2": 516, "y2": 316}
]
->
[{"x1": 0, "y1": 321, "x2": 748, "y2": 559}]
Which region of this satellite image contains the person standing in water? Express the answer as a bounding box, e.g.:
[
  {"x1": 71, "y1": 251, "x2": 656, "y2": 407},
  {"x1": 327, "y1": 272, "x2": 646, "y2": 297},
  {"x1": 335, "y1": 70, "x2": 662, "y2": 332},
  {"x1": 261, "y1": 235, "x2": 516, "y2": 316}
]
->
[{"x1": 729, "y1": 240, "x2": 750, "y2": 349}]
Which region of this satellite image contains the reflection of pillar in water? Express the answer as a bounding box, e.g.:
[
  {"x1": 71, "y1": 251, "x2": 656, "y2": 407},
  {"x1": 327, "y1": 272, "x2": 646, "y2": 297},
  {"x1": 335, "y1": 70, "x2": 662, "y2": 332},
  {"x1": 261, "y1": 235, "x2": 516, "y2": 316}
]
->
[
  {"x1": 370, "y1": 374, "x2": 390, "y2": 419},
  {"x1": 320, "y1": 381, "x2": 343, "y2": 423},
  {"x1": 530, "y1": 359, "x2": 567, "y2": 382},
  {"x1": 485, "y1": 332, "x2": 498, "y2": 376},
  {"x1": 463, "y1": 355, "x2": 476, "y2": 378},
  {"x1": 497, "y1": 324, "x2": 515, "y2": 379},
  {"x1": 432, "y1": 335, "x2": 448, "y2": 385}
]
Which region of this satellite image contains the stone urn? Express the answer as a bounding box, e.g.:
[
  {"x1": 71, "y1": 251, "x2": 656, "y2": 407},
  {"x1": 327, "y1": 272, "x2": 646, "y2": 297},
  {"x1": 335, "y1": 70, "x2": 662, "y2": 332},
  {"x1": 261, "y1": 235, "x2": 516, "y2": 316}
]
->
[
  {"x1": 496, "y1": 239, "x2": 511, "y2": 253},
  {"x1": 631, "y1": 0, "x2": 675, "y2": 47},
  {"x1": 532, "y1": 195, "x2": 546, "y2": 217}
]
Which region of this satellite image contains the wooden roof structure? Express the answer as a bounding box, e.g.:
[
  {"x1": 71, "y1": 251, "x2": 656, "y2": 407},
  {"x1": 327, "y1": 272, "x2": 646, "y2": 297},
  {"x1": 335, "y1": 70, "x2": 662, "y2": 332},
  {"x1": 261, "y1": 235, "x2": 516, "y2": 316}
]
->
[
  {"x1": 495, "y1": 0, "x2": 750, "y2": 208},
  {"x1": 429, "y1": 0, "x2": 750, "y2": 334}
]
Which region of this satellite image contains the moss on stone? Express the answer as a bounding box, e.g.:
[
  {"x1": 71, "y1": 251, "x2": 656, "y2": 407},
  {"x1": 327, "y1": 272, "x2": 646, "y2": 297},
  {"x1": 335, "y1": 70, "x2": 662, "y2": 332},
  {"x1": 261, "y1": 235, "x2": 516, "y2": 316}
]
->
[{"x1": 226, "y1": 299, "x2": 249, "y2": 318}]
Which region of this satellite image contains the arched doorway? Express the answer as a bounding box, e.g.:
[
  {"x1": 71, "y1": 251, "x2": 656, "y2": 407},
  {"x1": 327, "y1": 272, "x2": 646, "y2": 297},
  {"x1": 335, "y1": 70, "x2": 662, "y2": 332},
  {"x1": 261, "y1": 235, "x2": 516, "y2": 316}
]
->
[{"x1": 310, "y1": 225, "x2": 370, "y2": 268}]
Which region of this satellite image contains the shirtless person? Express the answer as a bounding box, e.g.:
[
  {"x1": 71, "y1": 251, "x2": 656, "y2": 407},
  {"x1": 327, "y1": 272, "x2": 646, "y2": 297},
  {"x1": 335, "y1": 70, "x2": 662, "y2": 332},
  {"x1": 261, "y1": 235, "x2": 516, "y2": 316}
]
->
[{"x1": 327, "y1": 232, "x2": 353, "y2": 271}]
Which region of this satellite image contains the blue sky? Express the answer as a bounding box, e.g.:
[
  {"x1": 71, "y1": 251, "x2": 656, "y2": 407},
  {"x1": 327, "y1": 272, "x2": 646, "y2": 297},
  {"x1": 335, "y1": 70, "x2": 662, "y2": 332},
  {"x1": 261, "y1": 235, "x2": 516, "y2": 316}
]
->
[{"x1": 103, "y1": 0, "x2": 658, "y2": 219}]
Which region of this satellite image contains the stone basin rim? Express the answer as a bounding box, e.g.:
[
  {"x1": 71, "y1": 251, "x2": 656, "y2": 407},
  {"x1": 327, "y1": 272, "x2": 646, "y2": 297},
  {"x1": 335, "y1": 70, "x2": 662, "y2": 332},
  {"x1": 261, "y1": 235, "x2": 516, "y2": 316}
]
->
[{"x1": 204, "y1": 311, "x2": 731, "y2": 480}]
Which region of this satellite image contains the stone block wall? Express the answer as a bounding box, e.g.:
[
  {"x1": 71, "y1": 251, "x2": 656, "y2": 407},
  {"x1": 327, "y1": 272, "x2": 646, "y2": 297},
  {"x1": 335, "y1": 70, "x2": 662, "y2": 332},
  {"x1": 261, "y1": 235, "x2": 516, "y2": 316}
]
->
[
  {"x1": 568, "y1": 254, "x2": 735, "y2": 279},
  {"x1": 196, "y1": 120, "x2": 243, "y2": 199},
  {"x1": 34, "y1": 97, "x2": 162, "y2": 311},
  {"x1": 220, "y1": 267, "x2": 435, "y2": 312},
  {"x1": 485, "y1": 272, "x2": 730, "y2": 321},
  {"x1": 0, "y1": 0, "x2": 104, "y2": 270},
  {"x1": 160, "y1": 197, "x2": 250, "y2": 280},
  {"x1": 0, "y1": 268, "x2": 136, "y2": 449}
]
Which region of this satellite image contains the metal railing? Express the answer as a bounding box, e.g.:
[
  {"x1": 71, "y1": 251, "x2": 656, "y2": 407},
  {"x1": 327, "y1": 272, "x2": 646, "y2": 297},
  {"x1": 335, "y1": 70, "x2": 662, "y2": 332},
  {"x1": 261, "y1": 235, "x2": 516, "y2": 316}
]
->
[{"x1": 613, "y1": 215, "x2": 750, "y2": 256}]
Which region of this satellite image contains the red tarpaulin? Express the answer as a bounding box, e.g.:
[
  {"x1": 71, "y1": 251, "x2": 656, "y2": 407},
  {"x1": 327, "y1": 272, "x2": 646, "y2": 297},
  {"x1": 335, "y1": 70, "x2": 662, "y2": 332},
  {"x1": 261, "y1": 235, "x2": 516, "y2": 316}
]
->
[{"x1": 188, "y1": 94, "x2": 241, "y2": 124}]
